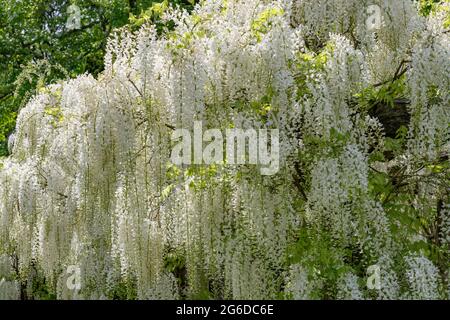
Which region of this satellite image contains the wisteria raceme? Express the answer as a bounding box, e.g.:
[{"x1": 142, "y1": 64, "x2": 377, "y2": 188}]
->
[
  {"x1": 375, "y1": 255, "x2": 400, "y2": 300},
  {"x1": 285, "y1": 264, "x2": 315, "y2": 300},
  {"x1": 0, "y1": 254, "x2": 20, "y2": 300},
  {"x1": 407, "y1": 10, "x2": 450, "y2": 160},
  {"x1": 0, "y1": 0, "x2": 448, "y2": 300},
  {"x1": 336, "y1": 272, "x2": 364, "y2": 300},
  {"x1": 405, "y1": 255, "x2": 441, "y2": 300}
]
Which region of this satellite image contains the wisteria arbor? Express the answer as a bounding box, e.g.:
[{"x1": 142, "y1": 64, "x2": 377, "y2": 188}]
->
[{"x1": 0, "y1": 0, "x2": 449, "y2": 300}]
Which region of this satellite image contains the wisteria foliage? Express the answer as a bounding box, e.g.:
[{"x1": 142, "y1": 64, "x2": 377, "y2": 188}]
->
[{"x1": 0, "y1": 0, "x2": 449, "y2": 300}]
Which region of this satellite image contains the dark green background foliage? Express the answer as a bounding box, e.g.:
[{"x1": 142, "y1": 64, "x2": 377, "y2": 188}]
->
[{"x1": 0, "y1": 0, "x2": 197, "y2": 156}]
